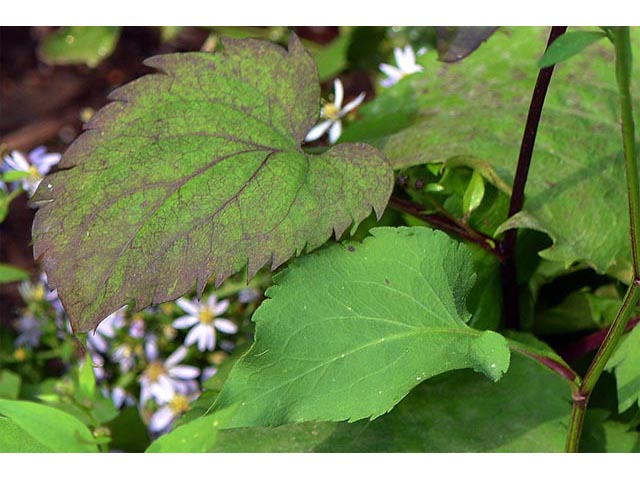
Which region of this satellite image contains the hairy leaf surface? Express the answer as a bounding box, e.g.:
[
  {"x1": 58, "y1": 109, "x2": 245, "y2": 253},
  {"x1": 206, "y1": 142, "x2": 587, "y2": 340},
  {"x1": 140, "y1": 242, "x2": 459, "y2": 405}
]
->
[
  {"x1": 32, "y1": 35, "x2": 392, "y2": 332},
  {"x1": 210, "y1": 354, "x2": 571, "y2": 452},
  {"x1": 382, "y1": 27, "x2": 640, "y2": 282},
  {"x1": 213, "y1": 227, "x2": 510, "y2": 427}
]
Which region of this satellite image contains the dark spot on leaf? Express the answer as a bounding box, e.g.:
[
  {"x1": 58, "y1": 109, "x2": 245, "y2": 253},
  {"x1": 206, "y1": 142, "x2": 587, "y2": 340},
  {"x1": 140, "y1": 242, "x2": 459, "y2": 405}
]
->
[
  {"x1": 385, "y1": 278, "x2": 390, "y2": 285},
  {"x1": 414, "y1": 179, "x2": 425, "y2": 190},
  {"x1": 347, "y1": 246, "x2": 356, "y2": 252}
]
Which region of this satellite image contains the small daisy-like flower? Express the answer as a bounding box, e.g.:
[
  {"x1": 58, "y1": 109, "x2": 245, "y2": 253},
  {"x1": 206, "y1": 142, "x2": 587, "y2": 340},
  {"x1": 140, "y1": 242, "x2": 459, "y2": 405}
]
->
[
  {"x1": 139, "y1": 345, "x2": 200, "y2": 405},
  {"x1": 304, "y1": 79, "x2": 366, "y2": 144},
  {"x1": 2, "y1": 147, "x2": 61, "y2": 196},
  {"x1": 173, "y1": 295, "x2": 238, "y2": 352},
  {"x1": 149, "y1": 392, "x2": 198, "y2": 434},
  {"x1": 379, "y1": 45, "x2": 424, "y2": 88}
]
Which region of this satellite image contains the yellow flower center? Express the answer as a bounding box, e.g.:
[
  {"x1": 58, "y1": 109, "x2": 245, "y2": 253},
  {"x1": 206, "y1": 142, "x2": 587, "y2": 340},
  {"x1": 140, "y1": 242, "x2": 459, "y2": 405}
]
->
[
  {"x1": 145, "y1": 361, "x2": 167, "y2": 382},
  {"x1": 198, "y1": 309, "x2": 215, "y2": 324},
  {"x1": 27, "y1": 165, "x2": 41, "y2": 180},
  {"x1": 14, "y1": 348, "x2": 27, "y2": 361},
  {"x1": 32, "y1": 284, "x2": 46, "y2": 302},
  {"x1": 322, "y1": 102, "x2": 341, "y2": 121},
  {"x1": 168, "y1": 394, "x2": 191, "y2": 414}
]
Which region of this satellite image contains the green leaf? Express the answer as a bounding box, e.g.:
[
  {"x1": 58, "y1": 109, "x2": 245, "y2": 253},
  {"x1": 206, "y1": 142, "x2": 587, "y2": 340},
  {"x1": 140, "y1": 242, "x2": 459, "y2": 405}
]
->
[
  {"x1": 313, "y1": 30, "x2": 352, "y2": 81},
  {"x1": 462, "y1": 169, "x2": 485, "y2": 215},
  {"x1": 382, "y1": 27, "x2": 640, "y2": 283},
  {"x1": 146, "y1": 404, "x2": 237, "y2": 453},
  {"x1": 538, "y1": 30, "x2": 607, "y2": 68},
  {"x1": 534, "y1": 286, "x2": 622, "y2": 335},
  {"x1": 213, "y1": 226, "x2": 510, "y2": 428},
  {"x1": 0, "y1": 370, "x2": 21, "y2": 399},
  {"x1": 0, "y1": 417, "x2": 51, "y2": 452},
  {"x1": 105, "y1": 407, "x2": 150, "y2": 452},
  {"x1": 0, "y1": 399, "x2": 99, "y2": 452},
  {"x1": 38, "y1": 26, "x2": 121, "y2": 68},
  {"x1": 0, "y1": 263, "x2": 30, "y2": 284},
  {"x1": 1, "y1": 170, "x2": 30, "y2": 182},
  {"x1": 77, "y1": 353, "x2": 96, "y2": 403},
  {"x1": 211, "y1": 353, "x2": 571, "y2": 452},
  {"x1": 435, "y1": 27, "x2": 498, "y2": 63},
  {"x1": 32, "y1": 35, "x2": 392, "y2": 333},
  {"x1": 340, "y1": 75, "x2": 422, "y2": 143},
  {"x1": 580, "y1": 409, "x2": 640, "y2": 452},
  {"x1": 607, "y1": 325, "x2": 640, "y2": 412}
]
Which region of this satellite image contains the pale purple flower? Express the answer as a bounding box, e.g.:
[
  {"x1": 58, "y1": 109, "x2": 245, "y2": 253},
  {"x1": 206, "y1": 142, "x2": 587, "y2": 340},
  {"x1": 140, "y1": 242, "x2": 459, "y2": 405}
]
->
[
  {"x1": 129, "y1": 317, "x2": 146, "y2": 338},
  {"x1": 139, "y1": 345, "x2": 200, "y2": 405},
  {"x1": 40, "y1": 273, "x2": 65, "y2": 319},
  {"x1": 112, "y1": 344, "x2": 136, "y2": 373},
  {"x1": 87, "y1": 306, "x2": 126, "y2": 354},
  {"x1": 2, "y1": 147, "x2": 61, "y2": 196},
  {"x1": 304, "y1": 79, "x2": 366, "y2": 144},
  {"x1": 15, "y1": 315, "x2": 42, "y2": 347},
  {"x1": 238, "y1": 287, "x2": 260, "y2": 304},
  {"x1": 379, "y1": 45, "x2": 424, "y2": 88},
  {"x1": 173, "y1": 295, "x2": 237, "y2": 352},
  {"x1": 111, "y1": 386, "x2": 136, "y2": 409},
  {"x1": 148, "y1": 392, "x2": 198, "y2": 434},
  {"x1": 201, "y1": 366, "x2": 218, "y2": 383}
]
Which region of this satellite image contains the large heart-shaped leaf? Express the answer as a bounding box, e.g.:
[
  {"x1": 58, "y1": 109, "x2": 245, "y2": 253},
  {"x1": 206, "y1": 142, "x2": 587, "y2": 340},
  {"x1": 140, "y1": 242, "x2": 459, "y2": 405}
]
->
[
  {"x1": 213, "y1": 227, "x2": 511, "y2": 428},
  {"x1": 32, "y1": 35, "x2": 392, "y2": 333},
  {"x1": 381, "y1": 27, "x2": 640, "y2": 282}
]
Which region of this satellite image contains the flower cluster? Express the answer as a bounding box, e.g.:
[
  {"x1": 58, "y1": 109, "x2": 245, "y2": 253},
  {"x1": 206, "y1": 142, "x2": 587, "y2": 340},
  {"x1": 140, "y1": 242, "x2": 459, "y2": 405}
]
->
[{"x1": 6, "y1": 272, "x2": 264, "y2": 436}]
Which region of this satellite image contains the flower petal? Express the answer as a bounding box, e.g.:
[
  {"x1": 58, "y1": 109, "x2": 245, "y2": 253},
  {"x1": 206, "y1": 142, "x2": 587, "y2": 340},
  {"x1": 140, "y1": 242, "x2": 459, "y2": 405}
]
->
[
  {"x1": 166, "y1": 345, "x2": 188, "y2": 366},
  {"x1": 176, "y1": 297, "x2": 200, "y2": 316},
  {"x1": 172, "y1": 315, "x2": 199, "y2": 329},
  {"x1": 149, "y1": 406, "x2": 175, "y2": 432},
  {"x1": 304, "y1": 120, "x2": 333, "y2": 142},
  {"x1": 341, "y1": 92, "x2": 366, "y2": 115},
  {"x1": 212, "y1": 299, "x2": 230, "y2": 316},
  {"x1": 333, "y1": 78, "x2": 344, "y2": 109},
  {"x1": 169, "y1": 365, "x2": 200, "y2": 380},
  {"x1": 328, "y1": 120, "x2": 342, "y2": 144},
  {"x1": 214, "y1": 318, "x2": 238, "y2": 334}
]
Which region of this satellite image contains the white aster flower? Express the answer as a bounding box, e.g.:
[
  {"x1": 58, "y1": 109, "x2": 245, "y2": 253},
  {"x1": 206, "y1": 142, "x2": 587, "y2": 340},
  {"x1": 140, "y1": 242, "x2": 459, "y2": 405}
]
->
[
  {"x1": 379, "y1": 45, "x2": 424, "y2": 88},
  {"x1": 304, "y1": 79, "x2": 366, "y2": 144},
  {"x1": 139, "y1": 345, "x2": 200, "y2": 406},
  {"x1": 173, "y1": 295, "x2": 237, "y2": 352},
  {"x1": 2, "y1": 147, "x2": 61, "y2": 196},
  {"x1": 149, "y1": 392, "x2": 198, "y2": 434}
]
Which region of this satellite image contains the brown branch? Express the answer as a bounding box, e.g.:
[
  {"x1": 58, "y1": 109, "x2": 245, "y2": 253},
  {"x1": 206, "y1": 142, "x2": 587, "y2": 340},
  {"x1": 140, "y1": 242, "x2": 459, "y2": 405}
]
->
[{"x1": 389, "y1": 195, "x2": 503, "y2": 260}]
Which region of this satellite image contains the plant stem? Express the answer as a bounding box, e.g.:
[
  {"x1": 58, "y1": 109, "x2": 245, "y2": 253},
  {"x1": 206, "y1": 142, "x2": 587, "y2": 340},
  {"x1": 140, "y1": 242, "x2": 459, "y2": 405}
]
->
[
  {"x1": 557, "y1": 315, "x2": 640, "y2": 362},
  {"x1": 500, "y1": 26, "x2": 567, "y2": 330},
  {"x1": 565, "y1": 283, "x2": 640, "y2": 452},
  {"x1": 565, "y1": 26, "x2": 640, "y2": 453},
  {"x1": 389, "y1": 195, "x2": 503, "y2": 260}
]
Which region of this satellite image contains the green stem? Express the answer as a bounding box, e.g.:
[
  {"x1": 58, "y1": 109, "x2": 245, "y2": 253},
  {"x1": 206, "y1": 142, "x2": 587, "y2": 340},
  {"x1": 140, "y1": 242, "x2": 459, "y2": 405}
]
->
[
  {"x1": 614, "y1": 27, "x2": 640, "y2": 274},
  {"x1": 565, "y1": 26, "x2": 640, "y2": 453}
]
